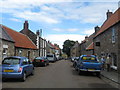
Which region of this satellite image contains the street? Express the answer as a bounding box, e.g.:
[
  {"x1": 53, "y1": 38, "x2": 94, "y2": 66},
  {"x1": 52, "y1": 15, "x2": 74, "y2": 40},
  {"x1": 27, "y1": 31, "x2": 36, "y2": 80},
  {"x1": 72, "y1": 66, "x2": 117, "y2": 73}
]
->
[{"x1": 2, "y1": 60, "x2": 114, "y2": 88}]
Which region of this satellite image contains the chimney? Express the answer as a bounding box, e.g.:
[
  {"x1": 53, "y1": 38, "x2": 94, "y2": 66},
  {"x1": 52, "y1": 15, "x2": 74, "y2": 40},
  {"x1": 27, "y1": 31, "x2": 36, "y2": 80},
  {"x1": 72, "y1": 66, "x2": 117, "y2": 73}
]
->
[
  {"x1": 24, "y1": 20, "x2": 29, "y2": 29},
  {"x1": 36, "y1": 30, "x2": 40, "y2": 35},
  {"x1": 94, "y1": 26, "x2": 100, "y2": 34},
  {"x1": 85, "y1": 36, "x2": 88, "y2": 39},
  {"x1": 106, "y1": 10, "x2": 113, "y2": 19}
]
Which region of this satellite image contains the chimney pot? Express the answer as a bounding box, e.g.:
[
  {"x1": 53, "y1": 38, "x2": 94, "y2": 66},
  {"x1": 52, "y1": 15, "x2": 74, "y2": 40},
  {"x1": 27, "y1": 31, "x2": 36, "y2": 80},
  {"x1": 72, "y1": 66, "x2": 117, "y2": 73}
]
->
[{"x1": 106, "y1": 10, "x2": 113, "y2": 19}]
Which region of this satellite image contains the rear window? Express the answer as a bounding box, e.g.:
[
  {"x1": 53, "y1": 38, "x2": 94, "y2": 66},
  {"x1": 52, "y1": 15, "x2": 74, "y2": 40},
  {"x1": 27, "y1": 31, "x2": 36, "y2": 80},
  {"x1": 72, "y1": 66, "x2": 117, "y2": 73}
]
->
[
  {"x1": 81, "y1": 56, "x2": 96, "y2": 61},
  {"x1": 2, "y1": 58, "x2": 20, "y2": 65},
  {"x1": 35, "y1": 57, "x2": 43, "y2": 60},
  {"x1": 47, "y1": 55, "x2": 53, "y2": 57}
]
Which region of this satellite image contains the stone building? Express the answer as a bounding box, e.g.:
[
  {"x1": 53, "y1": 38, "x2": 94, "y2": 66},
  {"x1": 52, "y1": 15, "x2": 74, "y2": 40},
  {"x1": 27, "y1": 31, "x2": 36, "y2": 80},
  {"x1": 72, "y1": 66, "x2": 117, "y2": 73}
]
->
[
  {"x1": 93, "y1": 8, "x2": 120, "y2": 71},
  {"x1": 0, "y1": 25, "x2": 15, "y2": 62},
  {"x1": 20, "y1": 21, "x2": 47, "y2": 57},
  {"x1": 1, "y1": 25, "x2": 38, "y2": 60},
  {"x1": 70, "y1": 41, "x2": 80, "y2": 57}
]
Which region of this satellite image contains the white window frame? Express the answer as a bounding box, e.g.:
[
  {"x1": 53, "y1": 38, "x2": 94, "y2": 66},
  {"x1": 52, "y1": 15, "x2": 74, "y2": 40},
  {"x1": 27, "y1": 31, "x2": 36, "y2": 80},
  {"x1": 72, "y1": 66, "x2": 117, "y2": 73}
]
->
[{"x1": 112, "y1": 28, "x2": 115, "y2": 43}]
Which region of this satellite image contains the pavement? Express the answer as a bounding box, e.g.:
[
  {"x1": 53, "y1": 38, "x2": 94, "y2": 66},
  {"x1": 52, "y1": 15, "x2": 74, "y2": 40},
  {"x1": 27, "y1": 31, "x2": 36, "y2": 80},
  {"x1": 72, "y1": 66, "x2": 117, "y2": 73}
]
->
[{"x1": 100, "y1": 69, "x2": 120, "y2": 89}]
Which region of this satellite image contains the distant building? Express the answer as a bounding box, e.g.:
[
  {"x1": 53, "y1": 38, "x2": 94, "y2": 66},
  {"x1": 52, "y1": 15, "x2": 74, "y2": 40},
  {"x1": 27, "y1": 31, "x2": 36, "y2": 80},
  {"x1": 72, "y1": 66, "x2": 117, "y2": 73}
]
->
[{"x1": 1, "y1": 24, "x2": 38, "y2": 60}]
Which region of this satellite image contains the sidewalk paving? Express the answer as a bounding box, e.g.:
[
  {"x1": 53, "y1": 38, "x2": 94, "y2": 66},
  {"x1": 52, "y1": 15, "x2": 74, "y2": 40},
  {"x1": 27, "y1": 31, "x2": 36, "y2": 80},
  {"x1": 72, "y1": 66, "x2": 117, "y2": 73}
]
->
[{"x1": 100, "y1": 69, "x2": 120, "y2": 88}]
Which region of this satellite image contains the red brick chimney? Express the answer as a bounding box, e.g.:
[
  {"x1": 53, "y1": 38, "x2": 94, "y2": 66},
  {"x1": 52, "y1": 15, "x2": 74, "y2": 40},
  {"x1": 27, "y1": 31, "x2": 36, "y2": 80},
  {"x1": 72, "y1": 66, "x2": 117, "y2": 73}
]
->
[
  {"x1": 106, "y1": 10, "x2": 113, "y2": 19},
  {"x1": 24, "y1": 20, "x2": 29, "y2": 29},
  {"x1": 22, "y1": 20, "x2": 29, "y2": 35}
]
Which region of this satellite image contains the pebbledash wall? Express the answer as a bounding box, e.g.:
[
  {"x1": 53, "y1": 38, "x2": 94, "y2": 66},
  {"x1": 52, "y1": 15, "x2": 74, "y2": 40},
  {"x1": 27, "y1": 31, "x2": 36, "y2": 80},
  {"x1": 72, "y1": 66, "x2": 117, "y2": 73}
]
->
[{"x1": 94, "y1": 22, "x2": 119, "y2": 71}]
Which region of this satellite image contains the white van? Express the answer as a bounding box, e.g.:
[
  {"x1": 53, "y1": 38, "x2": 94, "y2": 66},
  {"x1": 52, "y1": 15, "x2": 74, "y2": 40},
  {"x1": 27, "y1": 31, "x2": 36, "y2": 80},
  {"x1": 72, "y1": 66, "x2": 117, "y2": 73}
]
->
[{"x1": 46, "y1": 54, "x2": 56, "y2": 62}]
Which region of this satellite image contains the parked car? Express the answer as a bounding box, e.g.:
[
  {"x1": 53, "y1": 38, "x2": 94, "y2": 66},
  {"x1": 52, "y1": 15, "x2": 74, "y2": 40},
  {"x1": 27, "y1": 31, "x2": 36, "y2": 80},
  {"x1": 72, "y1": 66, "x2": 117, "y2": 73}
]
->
[
  {"x1": 2, "y1": 56, "x2": 34, "y2": 82},
  {"x1": 46, "y1": 54, "x2": 56, "y2": 62},
  {"x1": 71, "y1": 57, "x2": 75, "y2": 62},
  {"x1": 75, "y1": 55, "x2": 102, "y2": 76},
  {"x1": 32, "y1": 57, "x2": 49, "y2": 67},
  {"x1": 73, "y1": 57, "x2": 79, "y2": 68}
]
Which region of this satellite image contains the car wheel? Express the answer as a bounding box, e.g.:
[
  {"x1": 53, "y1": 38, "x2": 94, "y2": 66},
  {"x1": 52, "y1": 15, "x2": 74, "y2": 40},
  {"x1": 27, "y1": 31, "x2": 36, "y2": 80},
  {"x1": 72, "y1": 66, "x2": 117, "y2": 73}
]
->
[
  {"x1": 78, "y1": 69, "x2": 82, "y2": 75},
  {"x1": 44, "y1": 63, "x2": 47, "y2": 66},
  {"x1": 2, "y1": 78, "x2": 7, "y2": 82},
  {"x1": 96, "y1": 72, "x2": 100, "y2": 77},
  {"x1": 21, "y1": 72, "x2": 26, "y2": 82},
  {"x1": 31, "y1": 68, "x2": 34, "y2": 76}
]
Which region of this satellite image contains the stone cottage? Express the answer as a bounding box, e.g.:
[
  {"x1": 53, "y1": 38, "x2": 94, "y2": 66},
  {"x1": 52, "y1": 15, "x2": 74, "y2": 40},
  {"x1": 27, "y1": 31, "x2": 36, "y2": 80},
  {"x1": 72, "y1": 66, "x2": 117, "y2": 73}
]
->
[
  {"x1": 1, "y1": 25, "x2": 38, "y2": 60},
  {"x1": 0, "y1": 25, "x2": 15, "y2": 62},
  {"x1": 94, "y1": 8, "x2": 120, "y2": 71}
]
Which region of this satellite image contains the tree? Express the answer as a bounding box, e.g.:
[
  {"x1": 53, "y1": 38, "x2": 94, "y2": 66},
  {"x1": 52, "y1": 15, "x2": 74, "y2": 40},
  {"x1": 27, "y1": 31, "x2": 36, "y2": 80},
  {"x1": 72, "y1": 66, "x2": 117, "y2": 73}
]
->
[{"x1": 62, "y1": 40, "x2": 75, "y2": 57}]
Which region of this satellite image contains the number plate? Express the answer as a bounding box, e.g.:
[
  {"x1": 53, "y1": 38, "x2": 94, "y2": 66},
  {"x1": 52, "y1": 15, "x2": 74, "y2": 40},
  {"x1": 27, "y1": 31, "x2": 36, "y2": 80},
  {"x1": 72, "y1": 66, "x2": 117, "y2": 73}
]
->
[
  {"x1": 4, "y1": 70, "x2": 14, "y2": 72},
  {"x1": 88, "y1": 69, "x2": 95, "y2": 71}
]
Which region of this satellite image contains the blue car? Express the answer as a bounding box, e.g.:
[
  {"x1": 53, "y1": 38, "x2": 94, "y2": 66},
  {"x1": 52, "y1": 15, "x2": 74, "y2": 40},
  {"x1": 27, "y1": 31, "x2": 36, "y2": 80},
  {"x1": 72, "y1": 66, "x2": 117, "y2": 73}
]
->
[
  {"x1": 2, "y1": 56, "x2": 34, "y2": 81},
  {"x1": 75, "y1": 55, "x2": 102, "y2": 76}
]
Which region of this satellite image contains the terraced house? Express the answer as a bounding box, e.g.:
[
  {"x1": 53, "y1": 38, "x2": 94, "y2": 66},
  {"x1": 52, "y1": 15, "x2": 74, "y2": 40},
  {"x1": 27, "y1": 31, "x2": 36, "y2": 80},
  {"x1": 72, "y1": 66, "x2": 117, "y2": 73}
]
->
[
  {"x1": 20, "y1": 21, "x2": 47, "y2": 57},
  {"x1": 0, "y1": 24, "x2": 38, "y2": 61},
  {"x1": 94, "y1": 8, "x2": 120, "y2": 71},
  {"x1": 0, "y1": 25, "x2": 15, "y2": 62}
]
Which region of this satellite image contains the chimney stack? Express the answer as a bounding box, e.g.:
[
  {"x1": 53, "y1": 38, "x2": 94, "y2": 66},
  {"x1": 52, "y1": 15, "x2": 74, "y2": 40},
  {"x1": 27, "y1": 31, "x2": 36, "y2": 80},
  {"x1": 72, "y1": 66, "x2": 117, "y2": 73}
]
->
[
  {"x1": 24, "y1": 20, "x2": 29, "y2": 29},
  {"x1": 94, "y1": 26, "x2": 100, "y2": 34},
  {"x1": 36, "y1": 30, "x2": 40, "y2": 35},
  {"x1": 106, "y1": 10, "x2": 113, "y2": 19}
]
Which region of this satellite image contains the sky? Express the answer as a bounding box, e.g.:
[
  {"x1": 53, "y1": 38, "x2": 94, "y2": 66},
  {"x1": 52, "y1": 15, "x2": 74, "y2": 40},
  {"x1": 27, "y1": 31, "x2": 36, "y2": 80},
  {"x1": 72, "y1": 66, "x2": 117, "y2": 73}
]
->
[{"x1": 0, "y1": 0, "x2": 119, "y2": 48}]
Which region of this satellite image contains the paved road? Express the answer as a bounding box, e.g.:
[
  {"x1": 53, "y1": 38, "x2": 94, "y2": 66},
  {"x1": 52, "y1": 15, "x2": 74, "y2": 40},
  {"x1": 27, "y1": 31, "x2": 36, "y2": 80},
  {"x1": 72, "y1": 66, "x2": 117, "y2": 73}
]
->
[{"x1": 2, "y1": 60, "x2": 115, "y2": 88}]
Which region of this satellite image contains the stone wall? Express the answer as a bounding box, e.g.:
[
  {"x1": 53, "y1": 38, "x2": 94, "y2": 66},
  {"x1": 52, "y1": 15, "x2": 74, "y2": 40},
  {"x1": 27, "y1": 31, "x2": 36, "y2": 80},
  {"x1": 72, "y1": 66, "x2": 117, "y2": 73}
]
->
[
  {"x1": 0, "y1": 40, "x2": 15, "y2": 62},
  {"x1": 94, "y1": 23, "x2": 119, "y2": 70},
  {"x1": 15, "y1": 48, "x2": 39, "y2": 61}
]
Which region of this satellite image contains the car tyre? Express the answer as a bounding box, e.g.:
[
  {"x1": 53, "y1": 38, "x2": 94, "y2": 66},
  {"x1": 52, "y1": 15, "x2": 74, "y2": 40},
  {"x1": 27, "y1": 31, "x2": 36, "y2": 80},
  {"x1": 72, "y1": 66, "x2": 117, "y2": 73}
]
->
[
  {"x1": 21, "y1": 72, "x2": 26, "y2": 82},
  {"x1": 44, "y1": 63, "x2": 47, "y2": 67},
  {"x1": 96, "y1": 72, "x2": 100, "y2": 77},
  {"x1": 31, "y1": 68, "x2": 34, "y2": 76},
  {"x1": 78, "y1": 69, "x2": 82, "y2": 75}
]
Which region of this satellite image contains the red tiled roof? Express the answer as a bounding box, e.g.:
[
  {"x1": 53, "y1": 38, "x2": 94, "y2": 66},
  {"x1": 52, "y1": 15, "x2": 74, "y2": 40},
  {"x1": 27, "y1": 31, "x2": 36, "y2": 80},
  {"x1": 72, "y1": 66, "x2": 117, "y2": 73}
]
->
[
  {"x1": 2, "y1": 25, "x2": 37, "y2": 49},
  {"x1": 86, "y1": 42, "x2": 94, "y2": 50},
  {"x1": 50, "y1": 43, "x2": 59, "y2": 50},
  {"x1": 95, "y1": 8, "x2": 120, "y2": 37}
]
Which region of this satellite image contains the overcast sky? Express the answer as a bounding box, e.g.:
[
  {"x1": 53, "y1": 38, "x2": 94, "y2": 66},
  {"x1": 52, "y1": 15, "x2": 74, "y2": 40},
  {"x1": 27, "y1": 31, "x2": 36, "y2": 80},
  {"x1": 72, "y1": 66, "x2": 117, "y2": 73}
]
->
[{"x1": 0, "y1": 0, "x2": 119, "y2": 48}]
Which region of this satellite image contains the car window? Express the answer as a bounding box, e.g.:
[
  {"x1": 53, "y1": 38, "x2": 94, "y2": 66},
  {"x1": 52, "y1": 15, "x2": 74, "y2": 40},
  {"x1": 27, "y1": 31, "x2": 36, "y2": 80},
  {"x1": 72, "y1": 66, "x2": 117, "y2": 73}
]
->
[
  {"x1": 81, "y1": 56, "x2": 97, "y2": 62},
  {"x1": 22, "y1": 58, "x2": 28, "y2": 65},
  {"x1": 2, "y1": 58, "x2": 20, "y2": 65}
]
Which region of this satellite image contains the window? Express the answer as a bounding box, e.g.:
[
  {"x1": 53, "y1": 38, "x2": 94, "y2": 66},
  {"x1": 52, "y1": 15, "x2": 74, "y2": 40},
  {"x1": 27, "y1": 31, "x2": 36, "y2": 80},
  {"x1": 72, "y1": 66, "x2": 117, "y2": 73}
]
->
[
  {"x1": 3, "y1": 48, "x2": 7, "y2": 55},
  {"x1": 22, "y1": 59, "x2": 28, "y2": 65},
  {"x1": 95, "y1": 42, "x2": 100, "y2": 46},
  {"x1": 112, "y1": 28, "x2": 115, "y2": 43},
  {"x1": 18, "y1": 50, "x2": 22, "y2": 56}
]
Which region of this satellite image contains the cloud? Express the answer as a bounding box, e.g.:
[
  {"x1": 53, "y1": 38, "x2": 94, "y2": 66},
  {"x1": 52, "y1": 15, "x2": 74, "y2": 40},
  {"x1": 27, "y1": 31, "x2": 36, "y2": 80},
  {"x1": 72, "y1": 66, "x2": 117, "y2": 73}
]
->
[
  {"x1": 9, "y1": 18, "x2": 21, "y2": 22},
  {"x1": 83, "y1": 28, "x2": 95, "y2": 35},
  {"x1": 52, "y1": 28, "x2": 79, "y2": 32},
  {"x1": 1, "y1": 0, "x2": 118, "y2": 24},
  {"x1": 45, "y1": 34, "x2": 85, "y2": 48}
]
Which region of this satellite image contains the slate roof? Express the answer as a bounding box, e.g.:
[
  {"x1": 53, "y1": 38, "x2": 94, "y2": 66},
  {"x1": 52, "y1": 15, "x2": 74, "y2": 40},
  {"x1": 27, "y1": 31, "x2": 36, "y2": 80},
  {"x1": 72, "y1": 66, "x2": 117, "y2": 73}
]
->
[
  {"x1": 0, "y1": 25, "x2": 14, "y2": 42},
  {"x1": 1, "y1": 25, "x2": 37, "y2": 49},
  {"x1": 95, "y1": 8, "x2": 120, "y2": 37}
]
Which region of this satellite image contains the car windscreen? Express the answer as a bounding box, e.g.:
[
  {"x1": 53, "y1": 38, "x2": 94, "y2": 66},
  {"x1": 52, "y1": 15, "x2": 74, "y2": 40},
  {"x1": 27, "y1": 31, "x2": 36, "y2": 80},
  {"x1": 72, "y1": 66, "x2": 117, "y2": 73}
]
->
[
  {"x1": 81, "y1": 56, "x2": 97, "y2": 62},
  {"x1": 2, "y1": 58, "x2": 20, "y2": 65}
]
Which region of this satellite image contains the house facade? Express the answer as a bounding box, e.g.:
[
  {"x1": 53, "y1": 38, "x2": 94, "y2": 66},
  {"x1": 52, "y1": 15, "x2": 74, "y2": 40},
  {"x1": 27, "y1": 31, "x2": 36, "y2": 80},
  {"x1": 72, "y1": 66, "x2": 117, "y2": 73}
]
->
[
  {"x1": 20, "y1": 21, "x2": 47, "y2": 57},
  {"x1": 0, "y1": 25, "x2": 15, "y2": 62},
  {"x1": 70, "y1": 41, "x2": 80, "y2": 57},
  {"x1": 1, "y1": 25, "x2": 38, "y2": 61},
  {"x1": 94, "y1": 9, "x2": 120, "y2": 71}
]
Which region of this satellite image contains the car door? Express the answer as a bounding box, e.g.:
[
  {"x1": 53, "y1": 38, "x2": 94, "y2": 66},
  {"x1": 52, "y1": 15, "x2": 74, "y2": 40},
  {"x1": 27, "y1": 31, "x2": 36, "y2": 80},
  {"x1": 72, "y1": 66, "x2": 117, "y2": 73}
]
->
[
  {"x1": 28, "y1": 59, "x2": 33, "y2": 74},
  {"x1": 22, "y1": 58, "x2": 29, "y2": 75}
]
